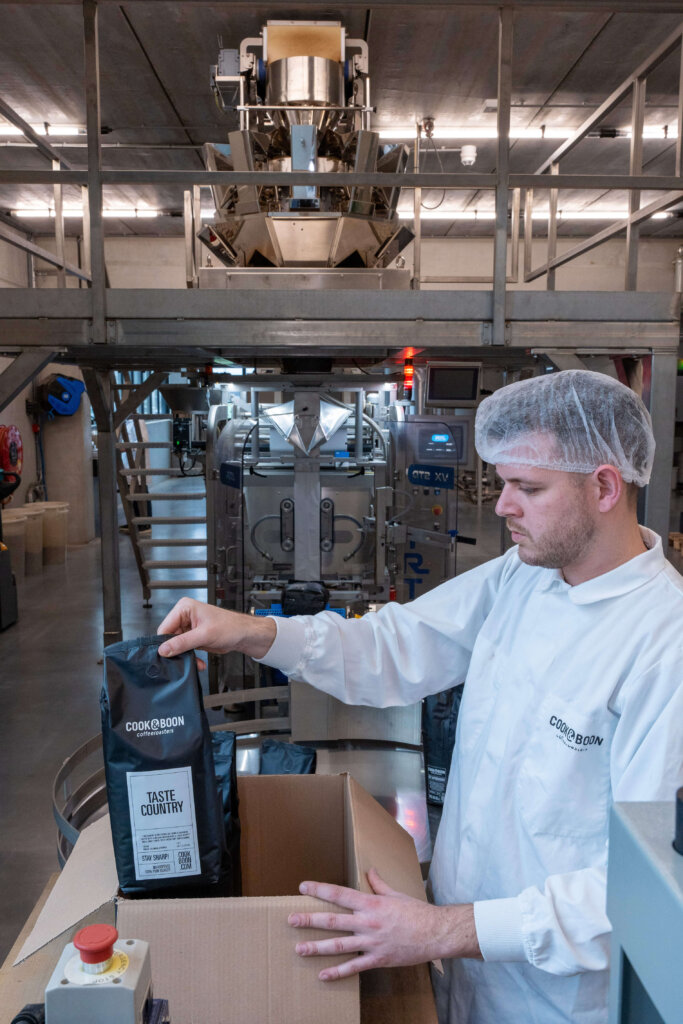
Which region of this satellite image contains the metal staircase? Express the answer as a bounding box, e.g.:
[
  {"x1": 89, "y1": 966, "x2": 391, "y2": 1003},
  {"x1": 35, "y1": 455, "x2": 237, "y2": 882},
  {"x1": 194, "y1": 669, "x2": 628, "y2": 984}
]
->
[{"x1": 112, "y1": 372, "x2": 208, "y2": 604}]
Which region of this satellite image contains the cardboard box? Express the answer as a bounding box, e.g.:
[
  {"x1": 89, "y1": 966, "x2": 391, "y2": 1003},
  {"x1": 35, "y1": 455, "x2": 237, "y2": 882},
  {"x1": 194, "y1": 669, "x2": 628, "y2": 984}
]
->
[{"x1": 16, "y1": 774, "x2": 437, "y2": 1024}]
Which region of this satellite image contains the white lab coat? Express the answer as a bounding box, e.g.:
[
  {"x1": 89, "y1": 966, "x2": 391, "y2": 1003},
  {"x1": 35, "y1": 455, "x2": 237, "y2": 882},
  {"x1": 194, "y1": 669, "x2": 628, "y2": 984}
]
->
[{"x1": 259, "y1": 528, "x2": 683, "y2": 1024}]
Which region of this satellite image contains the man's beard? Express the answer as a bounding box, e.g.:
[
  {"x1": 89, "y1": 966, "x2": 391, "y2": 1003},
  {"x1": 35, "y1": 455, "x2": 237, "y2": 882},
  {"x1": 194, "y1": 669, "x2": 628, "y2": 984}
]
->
[{"x1": 511, "y1": 508, "x2": 597, "y2": 570}]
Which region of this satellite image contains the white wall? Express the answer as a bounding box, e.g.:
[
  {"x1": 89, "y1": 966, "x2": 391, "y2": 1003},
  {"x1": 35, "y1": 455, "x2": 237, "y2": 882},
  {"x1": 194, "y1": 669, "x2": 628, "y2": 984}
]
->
[
  {"x1": 0, "y1": 238, "x2": 28, "y2": 288},
  {"x1": 32, "y1": 232, "x2": 683, "y2": 291},
  {"x1": 33, "y1": 236, "x2": 186, "y2": 289},
  {"x1": 411, "y1": 236, "x2": 683, "y2": 292}
]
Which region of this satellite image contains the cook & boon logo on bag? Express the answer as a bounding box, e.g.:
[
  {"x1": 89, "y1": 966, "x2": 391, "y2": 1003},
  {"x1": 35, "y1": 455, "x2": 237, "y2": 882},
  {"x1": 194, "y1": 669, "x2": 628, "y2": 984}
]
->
[
  {"x1": 125, "y1": 716, "x2": 185, "y2": 738},
  {"x1": 548, "y1": 714, "x2": 604, "y2": 751}
]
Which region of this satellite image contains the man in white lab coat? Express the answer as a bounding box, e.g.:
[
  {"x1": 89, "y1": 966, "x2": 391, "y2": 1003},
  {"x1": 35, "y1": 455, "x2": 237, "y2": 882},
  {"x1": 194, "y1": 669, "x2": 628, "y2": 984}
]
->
[{"x1": 158, "y1": 370, "x2": 683, "y2": 1024}]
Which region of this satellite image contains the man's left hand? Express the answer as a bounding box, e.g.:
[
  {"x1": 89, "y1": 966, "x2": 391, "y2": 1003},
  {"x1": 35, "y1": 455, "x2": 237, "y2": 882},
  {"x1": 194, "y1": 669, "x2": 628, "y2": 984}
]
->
[{"x1": 287, "y1": 867, "x2": 481, "y2": 980}]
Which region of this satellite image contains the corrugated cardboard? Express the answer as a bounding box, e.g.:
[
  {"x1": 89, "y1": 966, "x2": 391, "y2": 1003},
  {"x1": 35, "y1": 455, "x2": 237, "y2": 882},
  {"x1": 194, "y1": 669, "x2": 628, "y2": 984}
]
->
[
  {"x1": 15, "y1": 774, "x2": 437, "y2": 1024},
  {"x1": 265, "y1": 23, "x2": 344, "y2": 63}
]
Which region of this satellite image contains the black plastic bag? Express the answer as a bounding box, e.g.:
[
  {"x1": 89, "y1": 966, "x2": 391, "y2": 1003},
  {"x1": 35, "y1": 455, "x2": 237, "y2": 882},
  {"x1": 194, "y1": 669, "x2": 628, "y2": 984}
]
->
[
  {"x1": 211, "y1": 731, "x2": 242, "y2": 895},
  {"x1": 101, "y1": 635, "x2": 225, "y2": 894},
  {"x1": 259, "y1": 738, "x2": 317, "y2": 775},
  {"x1": 422, "y1": 684, "x2": 464, "y2": 806}
]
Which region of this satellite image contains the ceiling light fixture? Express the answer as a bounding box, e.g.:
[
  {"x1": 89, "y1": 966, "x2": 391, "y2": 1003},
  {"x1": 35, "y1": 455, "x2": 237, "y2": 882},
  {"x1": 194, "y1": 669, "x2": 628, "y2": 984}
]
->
[
  {"x1": 379, "y1": 124, "x2": 679, "y2": 141},
  {"x1": 397, "y1": 208, "x2": 674, "y2": 221},
  {"x1": 0, "y1": 122, "x2": 86, "y2": 137},
  {"x1": 12, "y1": 205, "x2": 159, "y2": 219}
]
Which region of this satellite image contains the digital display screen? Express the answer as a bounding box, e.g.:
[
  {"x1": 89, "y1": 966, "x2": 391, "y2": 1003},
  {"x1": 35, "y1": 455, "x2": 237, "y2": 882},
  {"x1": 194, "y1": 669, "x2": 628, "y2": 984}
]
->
[
  {"x1": 418, "y1": 425, "x2": 466, "y2": 461},
  {"x1": 426, "y1": 366, "x2": 479, "y2": 406}
]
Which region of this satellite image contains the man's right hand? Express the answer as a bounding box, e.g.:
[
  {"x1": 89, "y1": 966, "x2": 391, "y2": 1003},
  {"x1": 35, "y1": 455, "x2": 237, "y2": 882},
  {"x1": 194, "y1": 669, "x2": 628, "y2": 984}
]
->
[{"x1": 157, "y1": 597, "x2": 277, "y2": 662}]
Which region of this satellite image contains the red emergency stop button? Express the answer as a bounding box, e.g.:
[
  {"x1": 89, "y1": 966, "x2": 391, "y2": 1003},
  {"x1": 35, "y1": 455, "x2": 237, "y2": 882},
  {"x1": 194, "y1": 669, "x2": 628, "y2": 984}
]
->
[
  {"x1": 73, "y1": 924, "x2": 118, "y2": 965},
  {"x1": 432, "y1": 505, "x2": 443, "y2": 516}
]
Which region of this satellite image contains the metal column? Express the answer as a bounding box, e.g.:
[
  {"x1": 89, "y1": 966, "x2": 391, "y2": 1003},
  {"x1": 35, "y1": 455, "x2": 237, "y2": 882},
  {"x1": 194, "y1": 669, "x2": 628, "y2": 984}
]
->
[
  {"x1": 492, "y1": 7, "x2": 513, "y2": 345},
  {"x1": 82, "y1": 368, "x2": 122, "y2": 647},
  {"x1": 83, "y1": 0, "x2": 107, "y2": 344},
  {"x1": 644, "y1": 349, "x2": 677, "y2": 542},
  {"x1": 625, "y1": 75, "x2": 646, "y2": 291}
]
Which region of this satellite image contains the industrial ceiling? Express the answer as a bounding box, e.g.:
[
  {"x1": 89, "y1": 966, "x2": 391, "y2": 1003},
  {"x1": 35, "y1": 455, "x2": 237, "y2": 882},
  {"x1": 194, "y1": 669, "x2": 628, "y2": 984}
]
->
[{"x1": 0, "y1": 1, "x2": 682, "y2": 241}]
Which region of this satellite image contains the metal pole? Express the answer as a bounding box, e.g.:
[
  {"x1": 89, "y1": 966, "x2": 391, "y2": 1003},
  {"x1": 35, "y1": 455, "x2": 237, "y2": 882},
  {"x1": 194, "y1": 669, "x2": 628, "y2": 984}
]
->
[
  {"x1": 183, "y1": 189, "x2": 195, "y2": 287},
  {"x1": 524, "y1": 187, "x2": 534, "y2": 281},
  {"x1": 83, "y1": 0, "x2": 106, "y2": 344},
  {"x1": 625, "y1": 75, "x2": 646, "y2": 290},
  {"x1": 354, "y1": 392, "x2": 363, "y2": 460},
  {"x1": 82, "y1": 368, "x2": 122, "y2": 647},
  {"x1": 547, "y1": 162, "x2": 559, "y2": 291},
  {"x1": 412, "y1": 126, "x2": 421, "y2": 289},
  {"x1": 492, "y1": 7, "x2": 513, "y2": 346},
  {"x1": 52, "y1": 159, "x2": 66, "y2": 289},
  {"x1": 676, "y1": 42, "x2": 683, "y2": 178},
  {"x1": 510, "y1": 187, "x2": 520, "y2": 282},
  {"x1": 250, "y1": 389, "x2": 260, "y2": 466},
  {"x1": 644, "y1": 350, "x2": 677, "y2": 542},
  {"x1": 192, "y1": 184, "x2": 202, "y2": 281},
  {"x1": 81, "y1": 184, "x2": 91, "y2": 276}
]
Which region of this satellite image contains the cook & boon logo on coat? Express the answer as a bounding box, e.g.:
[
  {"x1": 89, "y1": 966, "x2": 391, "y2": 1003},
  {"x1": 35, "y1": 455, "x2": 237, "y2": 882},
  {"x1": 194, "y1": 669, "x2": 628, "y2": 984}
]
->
[{"x1": 548, "y1": 714, "x2": 603, "y2": 751}]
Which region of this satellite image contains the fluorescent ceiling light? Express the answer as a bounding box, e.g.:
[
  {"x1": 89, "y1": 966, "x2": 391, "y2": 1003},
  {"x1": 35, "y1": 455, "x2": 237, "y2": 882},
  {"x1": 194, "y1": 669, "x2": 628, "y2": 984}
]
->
[
  {"x1": 0, "y1": 123, "x2": 85, "y2": 137},
  {"x1": 379, "y1": 124, "x2": 679, "y2": 141},
  {"x1": 398, "y1": 208, "x2": 674, "y2": 221},
  {"x1": 12, "y1": 206, "x2": 159, "y2": 219}
]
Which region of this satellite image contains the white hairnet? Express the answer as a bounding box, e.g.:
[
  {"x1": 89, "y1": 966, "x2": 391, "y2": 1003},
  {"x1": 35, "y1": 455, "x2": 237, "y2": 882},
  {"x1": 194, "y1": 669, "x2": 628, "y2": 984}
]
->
[{"x1": 475, "y1": 369, "x2": 655, "y2": 486}]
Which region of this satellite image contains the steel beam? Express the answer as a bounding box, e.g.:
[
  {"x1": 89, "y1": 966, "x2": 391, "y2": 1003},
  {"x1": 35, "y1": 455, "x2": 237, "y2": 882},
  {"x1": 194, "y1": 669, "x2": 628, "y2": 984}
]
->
[
  {"x1": 0, "y1": 348, "x2": 56, "y2": 412},
  {"x1": 547, "y1": 163, "x2": 559, "y2": 290},
  {"x1": 644, "y1": 350, "x2": 678, "y2": 541},
  {"x1": 0, "y1": 223, "x2": 91, "y2": 281},
  {"x1": 113, "y1": 370, "x2": 168, "y2": 429},
  {"x1": 82, "y1": 367, "x2": 122, "y2": 647},
  {"x1": 492, "y1": 7, "x2": 513, "y2": 346},
  {"x1": 0, "y1": 96, "x2": 73, "y2": 169},
  {"x1": 3, "y1": 1, "x2": 682, "y2": 10},
  {"x1": 0, "y1": 169, "x2": 682, "y2": 191},
  {"x1": 0, "y1": 287, "x2": 678, "y2": 324},
  {"x1": 52, "y1": 159, "x2": 66, "y2": 289},
  {"x1": 525, "y1": 190, "x2": 683, "y2": 282},
  {"x1": 412, "y1": 129, "x2": 421, "y2": 288},
  {"x1": 625, "y1": 76, "x2": 646, "y2": 291},
  {"x1": 677, "y1": 43, "x2": 683, "y2": 178},
  {"x1": 535, "y1": 21, "x2": 683, "y2": 176},
  {"x1": 83, "y1": 0, "x2": 106, "y2": 345}
]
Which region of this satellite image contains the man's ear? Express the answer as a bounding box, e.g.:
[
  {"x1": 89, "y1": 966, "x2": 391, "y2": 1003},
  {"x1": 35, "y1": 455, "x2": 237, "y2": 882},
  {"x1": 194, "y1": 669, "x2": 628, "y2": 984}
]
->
[{"x1": 593, "y1": 465, "x2": 622, "y2": 512}]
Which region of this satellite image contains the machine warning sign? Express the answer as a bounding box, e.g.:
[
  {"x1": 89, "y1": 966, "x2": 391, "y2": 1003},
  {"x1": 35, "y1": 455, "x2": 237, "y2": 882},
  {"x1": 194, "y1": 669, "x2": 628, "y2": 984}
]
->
[{"x1": 126, "y1": 766, "x2": 201, "y2": 880}]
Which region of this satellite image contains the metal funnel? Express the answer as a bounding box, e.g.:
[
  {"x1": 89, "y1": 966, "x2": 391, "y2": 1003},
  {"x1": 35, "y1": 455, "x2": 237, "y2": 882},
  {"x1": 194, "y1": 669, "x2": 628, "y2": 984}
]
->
[{"x1": 266, "y1": 56, "x2": 345, "y2": 133}]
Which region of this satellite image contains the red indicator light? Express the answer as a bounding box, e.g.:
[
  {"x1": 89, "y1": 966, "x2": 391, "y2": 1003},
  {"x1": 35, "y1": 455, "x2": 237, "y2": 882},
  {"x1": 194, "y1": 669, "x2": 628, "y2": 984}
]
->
[{"x1": 403, "y1": 357, "x2": 414, "y2": 396}]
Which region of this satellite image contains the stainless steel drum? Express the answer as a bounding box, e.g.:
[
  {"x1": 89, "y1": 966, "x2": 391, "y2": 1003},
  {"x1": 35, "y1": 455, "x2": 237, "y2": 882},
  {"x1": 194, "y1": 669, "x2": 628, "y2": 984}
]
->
[{"x1": 266, "y1": 56, "x2": 345, "y2": 131}]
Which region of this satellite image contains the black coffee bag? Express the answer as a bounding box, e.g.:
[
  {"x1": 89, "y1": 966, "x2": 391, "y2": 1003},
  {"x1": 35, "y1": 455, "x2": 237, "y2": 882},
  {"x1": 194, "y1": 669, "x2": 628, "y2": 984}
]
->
[
  {"x1": 211, "y1": 731, "x2": 242, "y2": 896},
  {"x1": 101, "y1": 634, "x2": 225, "y2": 894},
  {"x1": 259, "y1": 738, "x2": 317, "y2": 775}
]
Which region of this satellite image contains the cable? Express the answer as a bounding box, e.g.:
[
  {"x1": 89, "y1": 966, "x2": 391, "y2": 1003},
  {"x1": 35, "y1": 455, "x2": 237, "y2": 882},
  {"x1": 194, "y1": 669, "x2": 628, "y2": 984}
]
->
[
  {"x1": 333, "y1": 514, "x2": 366, "y2": 562},
  {"x1": 249, "y1": 514, "x2": 280, "y2": 562},
  {"x1": 421, "y1": 133, "x2": 446, "y2": 212},
  {"x1": 386, "y1": 487, "x2": 418, "y2": 525},
  {"x1": 352, "y1": 359, "x2": 374, "y2": 376}
]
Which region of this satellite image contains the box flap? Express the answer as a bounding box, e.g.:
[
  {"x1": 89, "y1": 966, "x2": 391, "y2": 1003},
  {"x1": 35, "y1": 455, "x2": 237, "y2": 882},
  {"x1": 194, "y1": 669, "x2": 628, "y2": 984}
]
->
[
  {"x1": 346, "y1": 775, "x2": 427, "y2": 902},
  {"x1": 118, "y1": 895, "x2": 358, "y2": 1024},
  {"x1": 14, "y1": 815, "x2": 118, "y2": 964},
  {"x1": 361, "y1": 965, "x2": 439, "y2": 1024},
  {"x1": 239, "y1": 774, "x2": 345, "y2": 896}
]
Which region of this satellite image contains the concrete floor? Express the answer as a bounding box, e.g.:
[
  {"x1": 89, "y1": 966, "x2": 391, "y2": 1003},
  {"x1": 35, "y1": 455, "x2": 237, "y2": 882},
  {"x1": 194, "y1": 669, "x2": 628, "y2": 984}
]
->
[{"x1": 0, "y1": 480, "x2": 679, "y2": 965}]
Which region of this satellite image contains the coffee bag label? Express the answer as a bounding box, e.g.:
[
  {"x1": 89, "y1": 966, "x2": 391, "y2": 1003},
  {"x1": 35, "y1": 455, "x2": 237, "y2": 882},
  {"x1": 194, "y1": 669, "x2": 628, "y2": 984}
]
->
[{"x1": 126, "y1": 766, "x2": 201, "y2": 880}]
